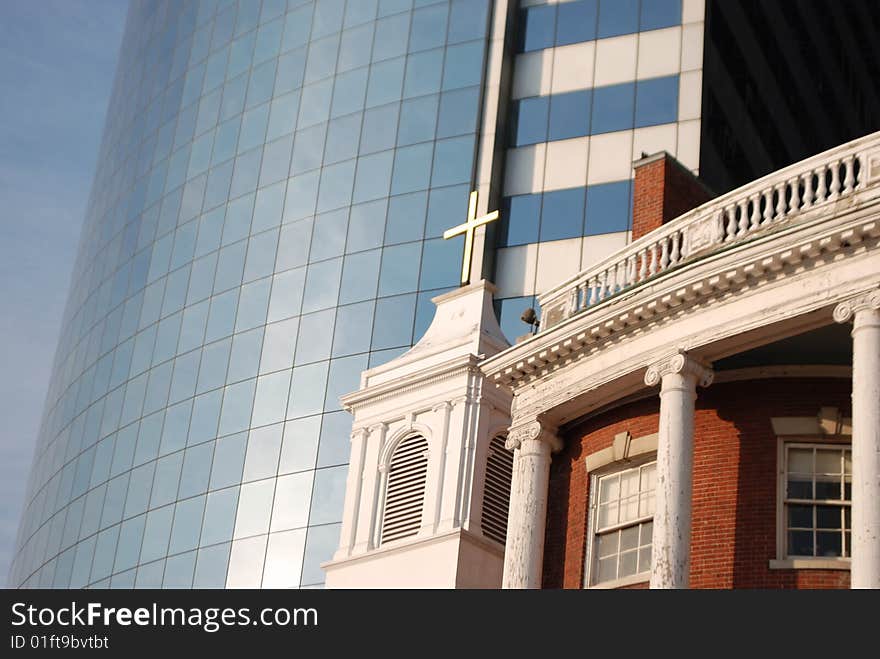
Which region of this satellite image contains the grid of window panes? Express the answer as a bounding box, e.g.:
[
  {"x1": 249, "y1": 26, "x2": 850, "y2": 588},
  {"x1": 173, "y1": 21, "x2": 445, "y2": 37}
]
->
[
  {"x1": 784, "y1": 444, "x2": 852, "y2": 559},
  {"x1": 9, "y1": 0, "x2": 490, "y2": 589},
  {"x1": 492, "y1": 0, "x2": 685, "y2": 342},
  {"x1": 590, "y1": 461, "x2": 655, "y2": 585}
]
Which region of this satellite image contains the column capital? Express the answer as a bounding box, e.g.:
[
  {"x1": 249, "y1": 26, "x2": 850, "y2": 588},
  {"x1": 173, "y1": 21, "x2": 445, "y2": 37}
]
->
[
  {"x1": 350, "y1": 427, "x2": 369, "y2": 443},
  {"x1": 505, "y1": 419, "x2": 562, "y2": 453},
  {"x1": 645, "y1": 350, "x2": 713, "y2": 388},
  {"x1": 833, "y1": 287, "x2": 880, "y2": 324}
]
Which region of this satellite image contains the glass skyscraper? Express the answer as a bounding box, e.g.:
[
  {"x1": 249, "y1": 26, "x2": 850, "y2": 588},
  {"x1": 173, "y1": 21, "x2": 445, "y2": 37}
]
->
[{"x1": 10, "y1": 0, "x2": 878, "y2": 588}]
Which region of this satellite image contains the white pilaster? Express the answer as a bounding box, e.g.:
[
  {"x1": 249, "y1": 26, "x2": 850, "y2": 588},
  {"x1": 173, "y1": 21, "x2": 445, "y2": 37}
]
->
[
  {"x1": 644, "y1": 351, "x2": 713, "y2": 589},
  {"x1": 502, "y1": 420, "x2": 561, "y2": 589},
  {"x1": 834, "y1": 289, "x2": 880, "y2": 589},
  {"x1": 334, "y1": 427, "x2": 368, "y2": 560}
]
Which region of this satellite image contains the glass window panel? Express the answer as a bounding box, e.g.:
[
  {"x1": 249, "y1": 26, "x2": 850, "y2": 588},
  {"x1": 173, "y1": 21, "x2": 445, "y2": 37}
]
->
[
  {"x1": 69, "y1": 536, "x2": 97, "y2": 588},
  {"x1": 442, "y1": 40, "x2": 483, "y2": 91},
  {"x1": 591, "y1": 82, "x2": 635, "y2": 135},
  {"x1": 400, "y1": 44, "x2": 444, "y2": 97},
  {"x1": 519, "y1": 5, "x2": 556, "y2": 52},
  {"x1": 90, "y1": 524, "x2": 119, "y2": 582},
  {"x1": 134, "y1": 411, "x2": 163, "y2": 466},
  {"x1": 193, "y1": 542, "x2": 231, "y2": 588},
  {"x1": 549, "y1": 90, "x2": 591, "y2": 141},
  {"x1": 635, "y1": 75, "x2": 679, "y2": 128},
  {"x1": 324, "y1": 354, "x2": 368, "y2": 413},
  {"x1": 228, "y1": 328, "x2": 265, "y2": 384},
  {"x1": 252, "y1": 183, "x2": 286, "y2": 234},
  {"x1": 309, "y1": 465, "x2": 347, "y2": 525},
  {"x1": 371, "y1": 12, "x2": 409, "y2": 63},
  {"x1": 150, "y1": 452, "x2": 184, "y2": 508},
  {"x1": 325, "y1": 113, "x2": 361, "y2": 164},
  {"x1": 223, "y1": 195, "x2": 254, "y2": 250},
  {"x1": 144, "y1": 362, "x2": 174, "y2": 416},
  {"x1": 114, "y1": 514, "x2": 147, "y2": 573},
  {"x1": 260, "y1": 317, "x2": 299, "y2": 374},
  {"x1": 197, "y1": 337, "x2": 232, "y2": 394},
  {"x1": 816, "y1": 531, "x2": 842, "y2": 557},
  {"x1": 219, "y1": 380, "x2": 257, "y2": 437},
  {"x1": 268, "y1": 267, "x2": 306, "y2": 322},
  {"x1": 371, "y1": 294, "x2": 416, "y2": 350},
  {"x1": 169, "y1": 495, "x2": 206, "y2": 555},
  {"x1": 311, "y1": 209, "x2": 349, "y2": 261},
  {"x1": 598, "y1": 0, "x2": 639, "y2": 39},
  {"x1": 410, "y1": 3, "x2": 447, "y2": 52},
  {"x1": 557, "y1": 0, "x2": 598, "y2": 46},
  {"x1": 102, "y1": 472, "x2": 130, "y2": 529},
  {"x1": 501, "y1": 193, "x2": 541, "y2": 247},
  {"x1": 189, "y1": 389, "x2": 224, "y2": 445},
  {"x1": 283, "y1": 5, "x2": 314, "y2": 52},
  {"x1": 277, "y1": 220, "x2": 312, "y2": 271},
  {"x1": 366, "y1": 57, "x2": 406, "y2": 108},
  {"x1": 419, "y1": 237, "x2": 460, "y2": 290},
  {"x1": 163, "y1": 550, "x2": 197, "y2": 589},
  {"x1": 815, "y1": 449, "x2": 842, "y2": 474},
  {"x1": 360, "y1": 103, "x2": 399, "y2": 154},
  {"x1": 437, "y1": 86, "x2": 479, "y2": 139},
  {"x1": 280, "y1": 416, "x2": 322, "y2": 474},
  {"x1": 339, "y1": 24, "x2": 374, "y2": 72},
  {"x1": 235, "y1": 278, "x2": 271, "y2": 332},
  {"x1": 332, "y1": 301, "x2": 375, "y2": 357},
  {"x1": 243, "y1": 423, "x2": 284, "y2": 482},
  {"x1": 252, "y1": 371, "x2": 292, "y2": 427},
  {"x1": 398, "y1": 95, "x2": 439, "y2": 147},
  {"x1": 816, "y1": 505, "x2": 843, "y2": 529},
  {"x1": 295, "y1": 309, "x2": 336, "y2": 365},
  {"x1": 262, "y1": 528, "x2": 306, "y2": 587},
  {"x1": 110, "y1": 425, "x2": 138, "y2": 477},
  {"x1": 641, "y1": 0, "x2": 682, "y2": 31},
  {"x1": 302, "y1": 258, "x2": 343, "y2": 313},
  {"x1": 353, "y1": 151, "x2": 394, "y2": 204},
  {"x1": 266, "y1": 90, "x2": 300, "y2": 141},
  {"x1": 243, "y1": 230, "x2": 280, "y2": 283},
  {"x1": 227, "y1": 535, "x2": 268, "y2": 588},
  {"x1": 213, "y1": 242, "x2": 247, "y2": 296},
  {"x1": 305, "y1": 34, "x2": 340, "y2": 85},
  {"x1": 159, "y1": 399, "x2": 192, "y2": 457},
  {"x1": 269, "y1": 471, "x2": 314, "y2": 532},
  {"x1": 815, "y1": 477, "x2": 841, "y2": 501},
  {"x1": 299, "y1": 79, "x2": 334, "y2": 128},
  {"x1": 212, "y1": 118, "x2": 241, "y2": 166},
  {"x1": 233, "y1": 478, "x2": 275, "y2": 539},
  {"x1": 140, "y1": 505, "x2": 174, "y2": 564},
  {"x1": 788, "y1": 503, "x2": 814, "y2": 528},
  {"x1": 585, "y1": 180, "x2": 632, "y2": 235},
  {"x1": 179, "y1": 442, "x2": 215, "y2": 500},
  {"x1": 540, "y1": 187, "x2": 585, "y2": 241},
  {"x1": 287, "y1": 362, "x2": 331, "y2": 419},
  {"x1": 378, "y1": 242, "x2": 421, "y2": 296},
  {"x1": 346, "y1": 199, "x2": 387, "y2": 252},
  {"x1": 317, "y1": 411, "x2": 354, "y2": 468},
  {"x1": 513, "y1": 96, "x2": 549, "y2": 147},
  {"x1": 254, "y1": 16, "x2": 284, "y2": 63},
  {"x1": 431, "y1": 135, "x2": 474, "y2": 187},
  {"x1": 200, "y1": 486, "x2": 239, "y2": 546},
  {"x1": 386, "y1": 192, "x2": 427, "y2": 245},
  {"x1": 195, "y1": 209, "x2": 224, "y2": 259},
  {"x1": 259, "y1": 135, "x2": 293, "y2": 188},
  {"x1": 391, "y1": 143, "x2": 433, "y2": 195}
]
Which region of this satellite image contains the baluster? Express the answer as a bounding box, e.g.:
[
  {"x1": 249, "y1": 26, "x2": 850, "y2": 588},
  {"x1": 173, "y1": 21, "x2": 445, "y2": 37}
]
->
[
  {"x1": 636, "y1": 249, "x2": 646, "y2": 282},
  {"x1": 802, "y1": 171, "x2": 814, "y2": 209},
  {"x1": 567, "y1": 288, "x2": 577, "y2": 317},
  {"x1": 626, "y1": 255, "x2": 636, "y2": 286},
  {"x1": 774, "y1": 182, "x2": 786, "y2": 218},
  {"x1": 789, "y1": 177, "x2": 800, "y2": 214},
  {"x1": 724, "y1": 204, "x2": 736, "y2": 240},
  {"x1": 670, "y1": 231, "x2": 681, "y2": 265},
  {"x1": 843, "y1": 155, "x2": 856, "y2": 193},
  {"x1": 588, "y1": 276, "x2": 597, "y2": 306},
  {"x1": 600, "y1": 270, "x2": 610, "y2": 301},
  {"x1": 617, "y1": 261, "x2": 625, "y2": 291},
  {"x1": 815, "y1": 165, "x2": 828, "y2": 203},
  {"x1": 762, "y1": 188, "x2": 773, "y2": 225},
  {"x1": 749, "y1": 194, "x2": 761, "y2": 230},
  {"x1": 660, "y1": 238, "x2": 670, "y2": 271},
  {"x1": 735, "y1": 199, "x2": 747, "y2": 236},
  {"x1": 829, "y1": 160, "x2": 841, "y2": 200},
  {"x1": 648, "y1": 243, "x2": 658, "y2": 276}
]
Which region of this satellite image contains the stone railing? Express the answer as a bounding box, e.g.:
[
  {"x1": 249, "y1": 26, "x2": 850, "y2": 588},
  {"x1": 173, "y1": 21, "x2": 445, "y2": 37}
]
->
[{"x1": 539, "y1": 131, "x2": 880, "y2": 330}]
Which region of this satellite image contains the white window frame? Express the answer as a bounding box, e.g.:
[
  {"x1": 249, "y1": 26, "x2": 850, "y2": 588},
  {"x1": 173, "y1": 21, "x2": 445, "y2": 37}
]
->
[
  {"x1": 772, "y1": 438, "x2": 852, "y2": 571},
  {"x1": 584, "y1": 454, "x2": 656, "y2": 589}
]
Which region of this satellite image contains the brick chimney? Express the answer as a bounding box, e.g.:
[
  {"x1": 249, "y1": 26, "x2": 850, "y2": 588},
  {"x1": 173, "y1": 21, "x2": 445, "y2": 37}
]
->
[{"x1": 631, "y1": 152, "x2": 715, "y2": 241}]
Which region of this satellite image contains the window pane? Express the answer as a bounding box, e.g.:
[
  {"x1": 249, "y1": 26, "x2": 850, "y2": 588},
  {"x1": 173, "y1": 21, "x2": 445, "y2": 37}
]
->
[
  {"x1": 788, "y1": 530, "x2": 813, "y2": 557},
  {"x1": 788, "y1": 504, "x2": 812, "y2": 528},
  {"x1": 816, "y1": 531, "x2": 842, "y2": 557}
]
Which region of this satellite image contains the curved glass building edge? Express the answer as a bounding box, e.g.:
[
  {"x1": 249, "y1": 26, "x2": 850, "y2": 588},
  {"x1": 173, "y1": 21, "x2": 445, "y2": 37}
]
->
[{"x1": 9, "y1": 0, "x2": 492, "y2": 589}]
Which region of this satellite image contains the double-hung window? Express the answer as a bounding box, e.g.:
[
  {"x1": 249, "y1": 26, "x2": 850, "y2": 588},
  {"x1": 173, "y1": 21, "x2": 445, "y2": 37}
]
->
[
  {"x1": 782, "y1": 443, "x2": 852, "y2": 559},
  {"x1": 586, "y1": 459, "x2": 656, "y2": 586}
]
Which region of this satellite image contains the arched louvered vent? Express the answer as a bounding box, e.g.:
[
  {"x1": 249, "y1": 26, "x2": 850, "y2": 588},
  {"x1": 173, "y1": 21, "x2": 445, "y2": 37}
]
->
[
  {"x1": 481, "y1": 435, "x2": 514, "y2": 545},
  {"x1": 380, "y1": 435, "x2": 429, "y2": 545}
]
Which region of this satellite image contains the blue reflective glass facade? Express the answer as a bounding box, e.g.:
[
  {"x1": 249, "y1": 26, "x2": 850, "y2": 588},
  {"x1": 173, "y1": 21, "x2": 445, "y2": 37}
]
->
[{"x1": 10, "y1": 0, "x2": 490, "y2": 589}]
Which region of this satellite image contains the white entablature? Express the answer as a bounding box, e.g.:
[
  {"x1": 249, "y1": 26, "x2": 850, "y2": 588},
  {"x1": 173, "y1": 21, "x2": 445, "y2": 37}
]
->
[{"x1": 324, "y1": 281, "x2": 512, "y2": 588}]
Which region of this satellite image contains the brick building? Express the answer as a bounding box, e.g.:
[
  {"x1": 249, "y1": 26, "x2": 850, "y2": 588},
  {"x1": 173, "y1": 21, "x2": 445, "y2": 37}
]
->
[{"x1": 324, "y1": 131, "x2": 880, "y2": 589}]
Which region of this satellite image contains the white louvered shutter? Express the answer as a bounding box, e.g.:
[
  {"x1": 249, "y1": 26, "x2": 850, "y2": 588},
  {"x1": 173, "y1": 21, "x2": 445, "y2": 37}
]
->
[
  {"x1": 481, "y1": 435, "x2": 514, "y2": 545},
  {"x1": 380, "y1": 435, "x2": 429, "y2": 545}
]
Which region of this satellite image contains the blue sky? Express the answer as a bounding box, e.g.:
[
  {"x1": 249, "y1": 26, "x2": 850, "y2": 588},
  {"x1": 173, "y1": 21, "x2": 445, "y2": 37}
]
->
[{"x1": 0, "y1": 0, "x2": 127, "y2": 585}]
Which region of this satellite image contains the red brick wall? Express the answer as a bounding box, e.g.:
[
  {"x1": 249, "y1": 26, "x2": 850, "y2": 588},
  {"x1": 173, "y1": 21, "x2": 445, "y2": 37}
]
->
[
  {"x1": 543, "y1": 377, "x2": 852, "y2": 589},
  {"x1": 632, "y1": 153, "x2": 715, "y2": 241}
]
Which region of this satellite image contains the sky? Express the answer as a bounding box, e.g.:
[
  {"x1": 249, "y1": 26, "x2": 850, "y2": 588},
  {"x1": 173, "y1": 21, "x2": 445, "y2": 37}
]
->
[{"x1": 0, "y1": 0, "x2": 128, "y2": 585}]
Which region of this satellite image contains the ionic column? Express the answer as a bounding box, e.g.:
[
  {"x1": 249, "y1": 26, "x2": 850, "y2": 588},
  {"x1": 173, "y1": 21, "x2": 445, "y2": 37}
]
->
[
  {"x1": 644, "y1": 351, "x2": 713, "y2": 589},
  {"x1": 501, "y1": 419, "x2": 561, "y2": 589},
  {"x1": 834, "y1": 290, "x2": 880, "y2": 589}
]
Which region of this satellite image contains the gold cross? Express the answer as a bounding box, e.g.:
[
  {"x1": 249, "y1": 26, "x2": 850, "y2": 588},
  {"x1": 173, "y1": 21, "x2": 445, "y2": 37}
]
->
[{"x1": 443, "y1": 190, "x2": 500, "y2": 284}]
